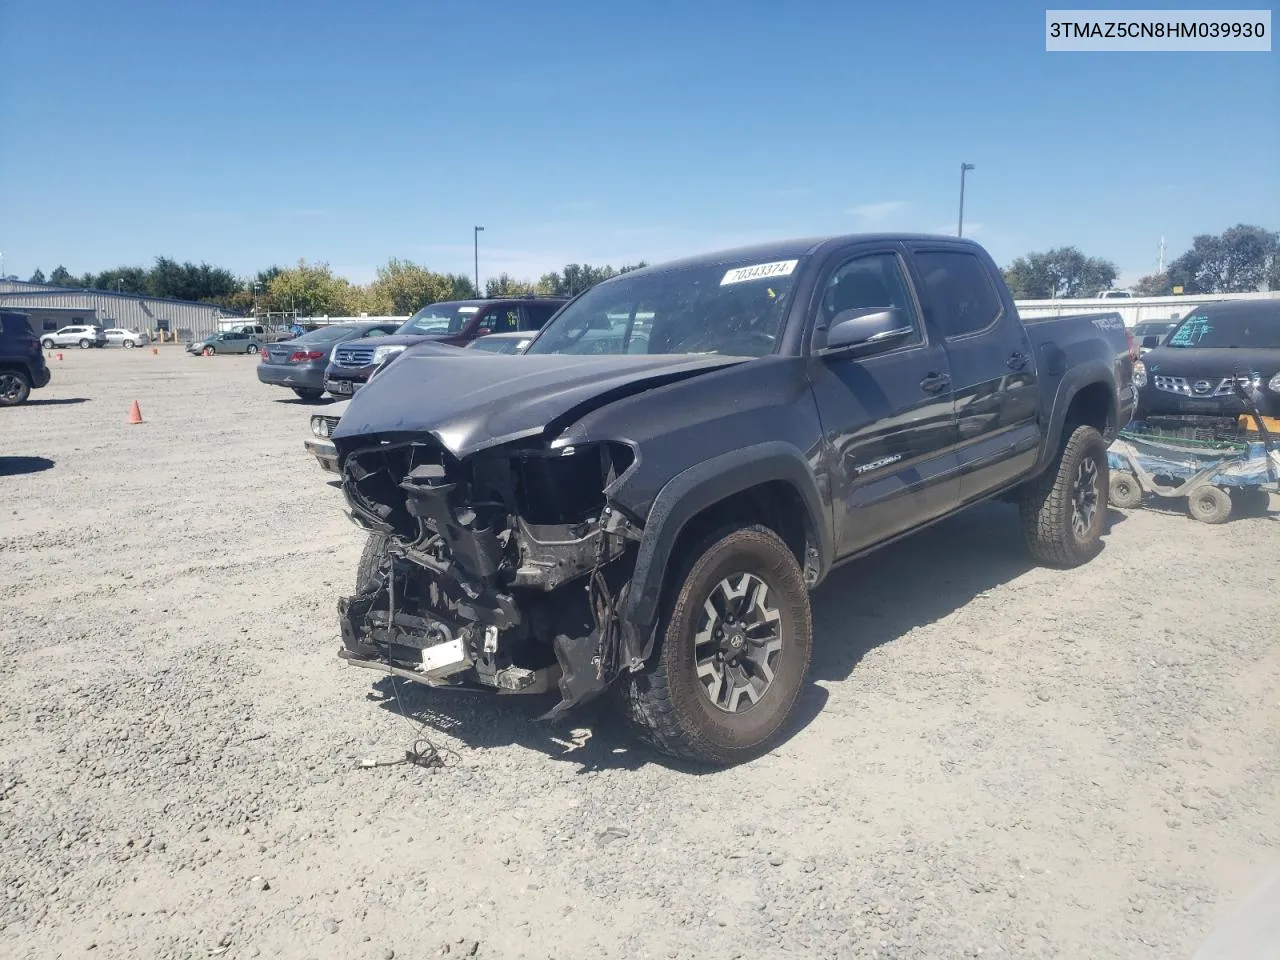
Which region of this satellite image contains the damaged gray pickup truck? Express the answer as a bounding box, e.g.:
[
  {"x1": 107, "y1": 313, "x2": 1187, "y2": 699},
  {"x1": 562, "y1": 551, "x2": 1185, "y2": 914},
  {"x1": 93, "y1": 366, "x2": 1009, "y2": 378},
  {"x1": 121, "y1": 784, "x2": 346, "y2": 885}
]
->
[{"x1": 332, "y1": 235, "x2": 1137, "y2": 764}]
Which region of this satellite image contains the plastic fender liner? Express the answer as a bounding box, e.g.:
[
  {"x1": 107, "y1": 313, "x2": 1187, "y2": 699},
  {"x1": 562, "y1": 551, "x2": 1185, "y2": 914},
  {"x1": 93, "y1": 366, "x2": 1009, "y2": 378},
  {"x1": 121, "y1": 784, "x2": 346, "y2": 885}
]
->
[{"x1": 618, "y1": 441, "x2": 832, "y2": 668}]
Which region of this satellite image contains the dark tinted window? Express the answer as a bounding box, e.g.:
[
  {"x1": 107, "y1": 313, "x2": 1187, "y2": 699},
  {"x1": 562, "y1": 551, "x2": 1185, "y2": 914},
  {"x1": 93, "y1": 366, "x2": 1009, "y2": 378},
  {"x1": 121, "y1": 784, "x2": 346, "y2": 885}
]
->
[
  {"x1": 914, "y1": 251, "x2": 1003, "y2": 339},
  {"x1": 1, "y1": 313, "x2": 32, "y2": 336},
  {"x1": 522, "y1": 302, "x2": 561, "y2": 329},
  {"x1": 1165, "y1": 304, "x2": 1280, "y2": 349},
  {"x1": 819, "y1": 253, "x2": 922, "y2": 348},
  {"x1": 478, "y1": 306, "x2": 520, "y2": 334}
]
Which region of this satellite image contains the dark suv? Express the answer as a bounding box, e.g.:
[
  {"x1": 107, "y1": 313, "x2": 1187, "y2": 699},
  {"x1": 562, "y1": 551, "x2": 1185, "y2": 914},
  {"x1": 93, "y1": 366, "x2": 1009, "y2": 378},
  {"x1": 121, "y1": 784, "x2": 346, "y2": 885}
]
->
[
  {"x1": 323, "y1": 296, "x2": 567, "y2": 397},
  {"x1": 0, "y1": 310, "x2": 51, "y2": 406}
]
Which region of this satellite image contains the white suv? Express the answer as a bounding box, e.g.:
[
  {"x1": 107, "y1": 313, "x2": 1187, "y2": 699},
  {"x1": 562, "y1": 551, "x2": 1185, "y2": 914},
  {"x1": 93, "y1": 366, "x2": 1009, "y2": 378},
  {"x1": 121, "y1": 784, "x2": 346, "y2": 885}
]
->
[
  {"x1": 41, "y1": 325, "x2": 108, "y2": 349},
  {"x1": 104, "y1": 328, "x2": 151, "y2": 348}
]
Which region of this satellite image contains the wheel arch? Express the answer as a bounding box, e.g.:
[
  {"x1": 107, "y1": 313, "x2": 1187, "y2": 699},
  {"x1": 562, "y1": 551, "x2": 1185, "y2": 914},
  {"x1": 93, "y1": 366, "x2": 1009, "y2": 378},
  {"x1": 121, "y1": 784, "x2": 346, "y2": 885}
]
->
[
  {"x1": 618, "y1": 442, "x2": 831, "y2": 667},
  {"x1": 1036, "y1": 366, "x2": 1117, "y2": 473}
]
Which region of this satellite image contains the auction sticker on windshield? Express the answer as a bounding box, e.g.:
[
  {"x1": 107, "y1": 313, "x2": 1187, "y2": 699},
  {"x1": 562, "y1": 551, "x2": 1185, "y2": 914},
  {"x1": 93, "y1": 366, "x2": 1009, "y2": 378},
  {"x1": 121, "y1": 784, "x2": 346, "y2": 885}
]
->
[{"x1": 721, "y1": 260, "x2": 798, "y2": 286}]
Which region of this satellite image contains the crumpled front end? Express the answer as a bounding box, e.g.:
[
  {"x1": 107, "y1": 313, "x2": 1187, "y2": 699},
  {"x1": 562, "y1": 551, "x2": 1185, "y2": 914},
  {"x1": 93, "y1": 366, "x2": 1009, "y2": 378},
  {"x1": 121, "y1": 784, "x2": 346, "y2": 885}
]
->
[{"x1": 337, "y1": 434, "x2": 641, "y2": 718}]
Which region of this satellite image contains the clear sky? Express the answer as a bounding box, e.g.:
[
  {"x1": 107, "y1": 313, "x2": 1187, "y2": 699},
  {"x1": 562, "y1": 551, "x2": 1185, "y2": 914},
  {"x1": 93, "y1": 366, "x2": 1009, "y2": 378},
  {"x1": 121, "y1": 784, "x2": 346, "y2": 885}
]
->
[{"x1": 1, "y1": 0, "x2": 1276, "y2": 288}]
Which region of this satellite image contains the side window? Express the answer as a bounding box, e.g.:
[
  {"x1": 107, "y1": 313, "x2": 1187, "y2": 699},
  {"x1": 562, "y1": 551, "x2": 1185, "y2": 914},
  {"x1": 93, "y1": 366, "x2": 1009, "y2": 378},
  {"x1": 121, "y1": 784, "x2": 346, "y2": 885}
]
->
[
  {"x1": 819, "y1": 253, "x2": 922, "y2": 348},
  {"x1": 478, "y1": 306, "x2": 520, "y2": 333},
  {"x1": 364, "y1": 328, "x2": 388, "y2": 338},
  {"x1": 913, "y1": 251, "x2": 1003, "y2": 340},
  {"x1": 522, "y1": 303, "x2": 557, "y2": 330}
]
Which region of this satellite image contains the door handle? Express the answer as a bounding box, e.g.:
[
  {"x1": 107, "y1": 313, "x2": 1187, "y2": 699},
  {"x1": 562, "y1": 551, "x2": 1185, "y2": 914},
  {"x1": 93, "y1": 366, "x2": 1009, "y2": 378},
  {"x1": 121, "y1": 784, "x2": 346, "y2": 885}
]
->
[
  {"x1": 1007, "y1": 351, "x2": 1028, "y2": 370},
  {"x1": 920, "y1": 372, "x2": 951, "y2": 394}
]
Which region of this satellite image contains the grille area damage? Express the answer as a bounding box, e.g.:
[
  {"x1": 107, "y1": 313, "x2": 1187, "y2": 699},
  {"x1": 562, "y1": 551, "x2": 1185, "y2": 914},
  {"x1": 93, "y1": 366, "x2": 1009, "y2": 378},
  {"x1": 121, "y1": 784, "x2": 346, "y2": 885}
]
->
[{"x1": 338, "y1": 436, "x2": 641, "y2": 718}]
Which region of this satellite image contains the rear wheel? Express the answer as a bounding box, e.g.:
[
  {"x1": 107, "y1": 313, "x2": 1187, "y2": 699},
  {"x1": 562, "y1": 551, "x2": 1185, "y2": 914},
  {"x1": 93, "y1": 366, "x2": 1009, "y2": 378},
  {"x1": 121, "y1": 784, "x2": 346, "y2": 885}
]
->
[
  {"x1": 1188, "y1": 485, "x2": 1232, "y2": 524},
  {"x1": 0, "y1": 370, "x2": 31, "y2": 406},
  {"x1": 78, "y1": 338, "x2": 91, "y2": 349},
  {"x1": 293, "y1": 388, "x2": 323, "y2": 402},
  {"x1": 1018, "y1": 424, "x2": 1109, "y2": 567},
  {"x1": 1109, "y1": 472, "x2": 1143, "y2": 509},
  {"x1": 615, "y1": 524, "x2": 812, "y2": 765},
  {"x1": 246, "y1": 343, "x2": 259, "y2": 355},
  {"x1": 123, "y1": 339, "x2": 136, "y2": 349}
]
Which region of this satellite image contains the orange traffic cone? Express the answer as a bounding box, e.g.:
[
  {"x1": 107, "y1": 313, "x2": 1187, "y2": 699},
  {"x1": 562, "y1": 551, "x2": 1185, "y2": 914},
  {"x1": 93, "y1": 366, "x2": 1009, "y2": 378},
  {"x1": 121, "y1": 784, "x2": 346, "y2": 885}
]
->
[
  {"x1": 128, "y1": 400, "x2": 144, "y2": 424},
  {"x1": 151, "y1": 347, "x2": 158, "y2": 355},
  {"x1": 56, "y1": 352, "x2": 63, "y2": 361}
]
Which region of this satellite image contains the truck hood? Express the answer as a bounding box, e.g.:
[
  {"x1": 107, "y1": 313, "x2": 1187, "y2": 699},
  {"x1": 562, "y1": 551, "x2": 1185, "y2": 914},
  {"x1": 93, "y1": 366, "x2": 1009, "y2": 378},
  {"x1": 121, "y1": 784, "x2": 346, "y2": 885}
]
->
[
  {"x1": 331, "y1": 350, "x2": 749, "y2": 457},
  {"x1": 1144, "y1": 346, "x2": 1280, "y2": 379}
]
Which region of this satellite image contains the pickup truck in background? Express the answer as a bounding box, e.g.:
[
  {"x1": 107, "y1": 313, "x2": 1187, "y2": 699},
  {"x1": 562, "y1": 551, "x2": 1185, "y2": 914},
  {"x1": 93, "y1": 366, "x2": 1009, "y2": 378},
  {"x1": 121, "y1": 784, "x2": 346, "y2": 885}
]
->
[{"x1": 330, "y1": 234, "x2": 1137, "y2": 764}]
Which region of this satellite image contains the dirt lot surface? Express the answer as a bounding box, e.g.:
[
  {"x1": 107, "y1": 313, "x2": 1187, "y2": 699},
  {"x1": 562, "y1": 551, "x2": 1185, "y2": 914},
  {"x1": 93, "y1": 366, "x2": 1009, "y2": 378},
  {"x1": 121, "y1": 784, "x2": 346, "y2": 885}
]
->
[{"x1": 2, "y1": 348, "x2": 1278, "y2": 960}]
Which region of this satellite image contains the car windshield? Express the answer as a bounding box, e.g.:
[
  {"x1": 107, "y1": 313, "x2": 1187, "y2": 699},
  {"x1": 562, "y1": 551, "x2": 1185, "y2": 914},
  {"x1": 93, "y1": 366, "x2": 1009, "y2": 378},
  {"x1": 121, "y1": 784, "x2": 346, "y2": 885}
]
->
[
  {"x1": 398, "y1": 302, "x2": 481, "y2": 335},
  {"x1": 525, "y1": 257, "x2": 804, "y2": 357},
  {"x1": 1164, "y1": 308, "x2": 1280, "y2": 349}
]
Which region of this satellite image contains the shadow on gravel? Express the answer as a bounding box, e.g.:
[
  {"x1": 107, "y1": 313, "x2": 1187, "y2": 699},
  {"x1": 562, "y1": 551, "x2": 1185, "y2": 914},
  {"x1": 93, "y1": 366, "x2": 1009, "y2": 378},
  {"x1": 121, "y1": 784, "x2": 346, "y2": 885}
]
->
[
  {"x1": 0, "y1": 456, "x2": 55, "y2": 476},
  {"x1": 19, "y1": 397, "x2": 89, "y2": 406},
  {"x1": 272, "y1": 396, "x2": 338, "y2": 406},
  {"x1": 363, "y1": 500, "x2": 1119, "y2": 773}
]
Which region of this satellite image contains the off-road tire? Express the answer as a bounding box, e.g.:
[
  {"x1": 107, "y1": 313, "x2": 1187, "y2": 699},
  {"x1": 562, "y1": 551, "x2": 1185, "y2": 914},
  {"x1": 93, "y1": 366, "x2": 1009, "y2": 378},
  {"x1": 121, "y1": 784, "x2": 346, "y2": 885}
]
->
[
  {"x1": 1188, "y1": 485, "x2": 1232, "y2": 524},
  {"x1": 615, "y1": 524, "x2": 812, "y2": 766},
  {"x1": 1018, "y1": 424, "x2": 1109, "y2": 568},
  {"x1": 0, "y1": 370, "x2": 32, "y2": 406},
  {"x1": 356, "y1": 533, "x2": 390, "y2": 591},
  {"x1": 1109, "y1": 471, "x2": 1143, "y2": 509},
  {"x1": 293, "y1": 388, "x2": 323, "y2": 402}
]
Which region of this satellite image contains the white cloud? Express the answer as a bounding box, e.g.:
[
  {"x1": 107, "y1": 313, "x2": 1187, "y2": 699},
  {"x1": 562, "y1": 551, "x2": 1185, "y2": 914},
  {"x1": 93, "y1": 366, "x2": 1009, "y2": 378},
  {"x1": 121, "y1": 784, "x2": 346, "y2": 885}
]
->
[{"x1": 848, "y1": 201, "x2": 909, "y2": 223}]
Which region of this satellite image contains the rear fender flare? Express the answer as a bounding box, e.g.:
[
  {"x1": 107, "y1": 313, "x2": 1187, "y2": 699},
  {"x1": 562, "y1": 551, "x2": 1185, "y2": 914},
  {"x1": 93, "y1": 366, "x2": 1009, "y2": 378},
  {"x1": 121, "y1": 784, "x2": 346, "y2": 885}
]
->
[
  {"x1": 1035, "y1": 361, "x2": 1116, "y2": 473},
  {"x1": 618, "y1": 441, "x2": 831, "y2": 666}
]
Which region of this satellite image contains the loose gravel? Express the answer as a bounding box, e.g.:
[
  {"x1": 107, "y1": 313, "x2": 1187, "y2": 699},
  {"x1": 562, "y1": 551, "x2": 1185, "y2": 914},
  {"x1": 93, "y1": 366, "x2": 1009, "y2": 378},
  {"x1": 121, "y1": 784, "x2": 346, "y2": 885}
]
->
[{"x1": 1, "y1": 348, "x2": 1278, "y2": 960}]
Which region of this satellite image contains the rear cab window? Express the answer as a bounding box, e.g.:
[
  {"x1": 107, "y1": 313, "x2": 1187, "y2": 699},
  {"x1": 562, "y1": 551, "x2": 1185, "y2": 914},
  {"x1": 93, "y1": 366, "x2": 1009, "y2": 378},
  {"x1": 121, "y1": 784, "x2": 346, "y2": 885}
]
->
[{"x1": 912, "y1": 250, "x2": 1004, "y2": 340}]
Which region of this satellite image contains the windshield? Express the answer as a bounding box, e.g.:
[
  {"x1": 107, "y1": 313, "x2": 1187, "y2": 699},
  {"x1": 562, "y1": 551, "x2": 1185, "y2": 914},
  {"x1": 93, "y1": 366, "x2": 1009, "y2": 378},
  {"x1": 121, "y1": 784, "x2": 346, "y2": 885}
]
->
[
  {"x1": 1164, "y1": 307, "x2": 1280, "y2": 349},
  {"x1": 525, "y1": 258, "x2": 802, "y2": 357},
  {"x1": 398, "y1": 302, "x2": 481, "y2": 336}
]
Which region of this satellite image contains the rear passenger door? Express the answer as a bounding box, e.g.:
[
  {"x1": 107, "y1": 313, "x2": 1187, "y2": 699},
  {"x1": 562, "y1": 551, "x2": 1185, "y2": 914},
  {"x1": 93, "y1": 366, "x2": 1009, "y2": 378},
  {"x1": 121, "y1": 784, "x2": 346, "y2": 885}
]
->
[
  {"x1": 905, "y1": 244, "x2": 1040, "y2": 502},
  {"x1": 807, "y1": 244, "x2": 960, "y2": 557},
  {"x1": 476, "y1": 305, "x2": 521, "y2": 337}
]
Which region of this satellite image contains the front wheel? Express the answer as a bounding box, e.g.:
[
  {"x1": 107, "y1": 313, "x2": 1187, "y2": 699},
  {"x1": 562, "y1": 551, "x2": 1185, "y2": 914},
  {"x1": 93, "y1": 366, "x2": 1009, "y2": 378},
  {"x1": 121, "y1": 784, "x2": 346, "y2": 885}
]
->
[
  {"x1": 41, "y1": 338, "x2": 55, "y2": 350},
  {"x1": 0, "y1": 370, "x2": 31, "y2": 406},
  {"x1": 1018, "y1": 424, "x2": 1110, "y2": 568},
  {"x1": 202, "y1": 346, "x2": 215, "y2": 357},
  {"x1": 615, "y1": 524, "x2": 812, "y2": 765},
  {"x1": 79, "y1": 339, "x2": 91, "y2": 349}
]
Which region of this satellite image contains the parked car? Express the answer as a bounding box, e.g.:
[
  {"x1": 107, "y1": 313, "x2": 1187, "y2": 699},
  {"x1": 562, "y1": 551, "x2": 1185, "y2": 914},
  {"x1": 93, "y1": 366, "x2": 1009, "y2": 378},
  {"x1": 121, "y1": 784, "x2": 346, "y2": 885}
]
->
[
  {"x1": 40, "y1": 325, "x2": 106, "y2": 349},
  {"x1": 187, "y1": 330, "x2": 264, "y2": 357},
  {"x1": 0, "y1": 310, "x2": 51, "y2": 406},
  {"x1": 329, "y1": 234, "x2": 1137, "y2": 764},
  {"x1": 465, "y1": 329, "x2": 535, "y2": 354},
  {"x1": 322, "y1": 296, "x2": 566, "y2": 397},
  {"x1": 104, "y1": 328, "x2": 150, "y2": 348},
  {"x1": 306, "y1": 399, "x2": 349, "y2": 474},
  {"x1": 1134, "y1": 299, "x2": 1280, "y2": 420},
  {"x1": 1131, "y1": 320, "x2": 1178, "y2": 354},
  {"x1": 258, "y1": 321, "x2": 402, "y2": 401},
  {"x1": 227, "y1": 323, "x2": 295, "y2": 342},
  {"x1": 1098, "y1": 290, "x2": 1133, "y2": 299}
]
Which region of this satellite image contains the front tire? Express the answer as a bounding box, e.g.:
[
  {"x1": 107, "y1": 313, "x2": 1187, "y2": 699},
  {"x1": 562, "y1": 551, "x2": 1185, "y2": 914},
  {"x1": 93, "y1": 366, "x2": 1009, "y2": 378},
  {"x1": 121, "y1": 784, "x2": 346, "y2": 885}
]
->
[
  {"x1": 41, "y1": 338, "x2": 54, "y2": 350},
  {"x1": 1018, "y1": 424, "x2": 1109, "y2": 568},
  {"x1": 202, "y1": 346, "x2": 215, "y2": 357},
  {"x1": 615, "y1": 524, "x2": 812, "y2": 765},
  {"x1": 0, "y1": 370, "x2": 31, "y2": 406}
]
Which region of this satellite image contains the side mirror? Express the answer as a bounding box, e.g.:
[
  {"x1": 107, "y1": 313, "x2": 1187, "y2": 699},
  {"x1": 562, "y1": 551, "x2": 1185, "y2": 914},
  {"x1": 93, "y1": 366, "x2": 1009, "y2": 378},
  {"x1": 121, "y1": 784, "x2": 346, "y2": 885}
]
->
[
  {"x1": 1141, "y1": 335, "x2": 1160, "y2": 349},
  {"x1": 819, "y1": 308, "x2": 913, "y2": 356}
]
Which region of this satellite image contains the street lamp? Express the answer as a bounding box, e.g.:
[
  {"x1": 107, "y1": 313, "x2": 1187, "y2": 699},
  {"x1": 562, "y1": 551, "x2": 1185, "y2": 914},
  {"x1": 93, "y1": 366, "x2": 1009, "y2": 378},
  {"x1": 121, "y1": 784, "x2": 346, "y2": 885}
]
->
[
  {"x1": 474, "y1": 225, "x2": 485, "y2": 296},
  {"x1": 957, "y1": 163, "x2": 975, "y2": 237}
]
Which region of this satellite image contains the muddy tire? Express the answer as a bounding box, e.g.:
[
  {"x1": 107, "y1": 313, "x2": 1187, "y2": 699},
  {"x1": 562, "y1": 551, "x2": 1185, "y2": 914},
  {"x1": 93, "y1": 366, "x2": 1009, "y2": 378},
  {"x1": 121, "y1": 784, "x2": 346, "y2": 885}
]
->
[
  {"x1": 1109, "y1": 472, "x2": 1143, "y2": 509},
  {"x1": 615, "y1": 524, "x2": 812, "y2": 766},
  {"x1": 355, "y1": 533, "x2": 390, "y2": 591},
  {"x1": 1018, "y1": 424, "x2": 1109, "y2": 568},
  {"x1": 1187, "y1": 485, "x2": 1232, "y2": 524}
]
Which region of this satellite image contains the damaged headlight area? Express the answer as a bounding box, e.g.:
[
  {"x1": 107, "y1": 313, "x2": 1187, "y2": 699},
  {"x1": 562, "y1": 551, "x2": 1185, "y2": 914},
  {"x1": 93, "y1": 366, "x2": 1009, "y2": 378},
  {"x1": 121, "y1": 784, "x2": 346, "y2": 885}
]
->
[{"x1": 337, "y1": 436, "x2": 640, "y2": 719}]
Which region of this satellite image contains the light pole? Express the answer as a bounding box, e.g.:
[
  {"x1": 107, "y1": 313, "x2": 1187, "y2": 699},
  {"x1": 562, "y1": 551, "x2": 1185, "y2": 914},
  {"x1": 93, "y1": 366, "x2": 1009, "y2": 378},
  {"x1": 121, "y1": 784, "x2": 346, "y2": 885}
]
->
[
  {"x1": 473, "y1": 225, "x2": 485, "y2": 296},
  {"x1": 957, "y1": 163, "x2": 975, "y2": 237}
]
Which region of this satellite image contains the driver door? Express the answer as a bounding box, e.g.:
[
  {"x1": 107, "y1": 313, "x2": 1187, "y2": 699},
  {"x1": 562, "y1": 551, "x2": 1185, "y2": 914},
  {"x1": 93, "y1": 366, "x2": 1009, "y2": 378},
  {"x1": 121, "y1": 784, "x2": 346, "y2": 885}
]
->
[{"x1": 807, "y1": 246, "x2": 960, "y2": 557}]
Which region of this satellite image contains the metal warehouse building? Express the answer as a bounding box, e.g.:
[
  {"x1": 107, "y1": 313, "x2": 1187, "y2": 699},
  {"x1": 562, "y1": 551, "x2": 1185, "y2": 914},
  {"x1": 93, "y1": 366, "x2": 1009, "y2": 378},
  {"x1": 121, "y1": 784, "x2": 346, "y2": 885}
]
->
[{"x1": 0, "y1": 280, "x2": 242, "y2": 341}]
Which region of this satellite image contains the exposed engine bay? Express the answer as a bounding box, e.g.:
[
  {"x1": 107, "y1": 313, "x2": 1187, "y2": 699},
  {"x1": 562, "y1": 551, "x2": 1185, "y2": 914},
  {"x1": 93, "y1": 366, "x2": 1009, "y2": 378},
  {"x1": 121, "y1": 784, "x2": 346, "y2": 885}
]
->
[{"x1": 338, "y1": 436, "x2": 643, "y2": 719}]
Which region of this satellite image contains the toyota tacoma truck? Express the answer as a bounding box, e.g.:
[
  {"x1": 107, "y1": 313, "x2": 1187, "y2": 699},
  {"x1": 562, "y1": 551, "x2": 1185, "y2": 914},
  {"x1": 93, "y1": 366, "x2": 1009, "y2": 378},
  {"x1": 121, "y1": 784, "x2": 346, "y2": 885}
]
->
[{"x1": 330, "y1": 235, "x2": 1137, "y2": 764}]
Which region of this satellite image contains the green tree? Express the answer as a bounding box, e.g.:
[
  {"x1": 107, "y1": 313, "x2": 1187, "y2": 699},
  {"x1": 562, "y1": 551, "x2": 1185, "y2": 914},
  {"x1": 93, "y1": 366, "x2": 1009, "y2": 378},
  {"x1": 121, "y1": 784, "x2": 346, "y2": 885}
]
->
[
  {"x1": 48, "y1": 265, "x2": 74, "y2": 286},
  {"x1": 1166, "y1": 224, "x2": 1280, "y2": 294},
  {"x1": 446, "y1": 273, "x2": 478, "y2": 299},
  {"x1": 485, "y1": 273, "x2": 537, "y2": 297},
  {"x1": 1002, "y1": 247, "x2": 1118, "y2": 299},
  {"x1": 265, "y1": 259, "x2": 361, "y2": 317},
  {"x1": 28, "y1": 268, "x2": 46, "y2": 284},
  {"x1": 95, "y1": 266, "x2": 150, "y2": 295},
  {"x1": 148, "y1": 257, "x2": 240, "y2": 303},
  {"x1": 1133, "y1": 272, "x2": 1173, "y2": 297},
  {"x1": 369, "y1": 258, "x2": 454, "y2": 314}
]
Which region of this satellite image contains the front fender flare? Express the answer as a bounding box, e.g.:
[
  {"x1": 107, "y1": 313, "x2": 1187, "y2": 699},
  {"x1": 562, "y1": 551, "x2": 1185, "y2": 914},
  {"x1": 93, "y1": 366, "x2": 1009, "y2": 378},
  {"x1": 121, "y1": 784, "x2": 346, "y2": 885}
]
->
[{"x1": 618, "y1": 441, "x2": 831, "y2": 667}]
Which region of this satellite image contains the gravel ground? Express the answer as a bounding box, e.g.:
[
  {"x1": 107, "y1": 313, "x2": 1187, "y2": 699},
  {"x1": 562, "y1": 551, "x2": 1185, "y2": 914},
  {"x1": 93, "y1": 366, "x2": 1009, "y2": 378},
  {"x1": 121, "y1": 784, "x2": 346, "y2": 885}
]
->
[{"x1": 2, "y1": 348, "x2": 1278, "y2": 960}]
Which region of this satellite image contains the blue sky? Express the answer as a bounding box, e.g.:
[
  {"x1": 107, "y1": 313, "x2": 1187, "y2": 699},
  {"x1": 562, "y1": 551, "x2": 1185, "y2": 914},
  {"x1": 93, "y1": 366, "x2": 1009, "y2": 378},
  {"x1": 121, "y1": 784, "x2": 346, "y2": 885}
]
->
[{"x1": 1, "y1": 0, "x2": 1275, "y2": 288}]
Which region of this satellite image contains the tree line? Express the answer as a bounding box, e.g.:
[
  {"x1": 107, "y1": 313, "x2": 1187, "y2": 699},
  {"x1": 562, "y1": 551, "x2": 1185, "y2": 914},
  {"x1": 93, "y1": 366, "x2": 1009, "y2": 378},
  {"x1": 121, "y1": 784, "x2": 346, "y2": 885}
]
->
[
  {"x1": 1002, "y1": 223, "x2": 1279, "y2": 300},
  {"x1": 25, "y1": 257, "x2": 647, "y2": 318},
  {"x1": 27, "y1": 222, "x2": 1275, "y2": 315}
]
